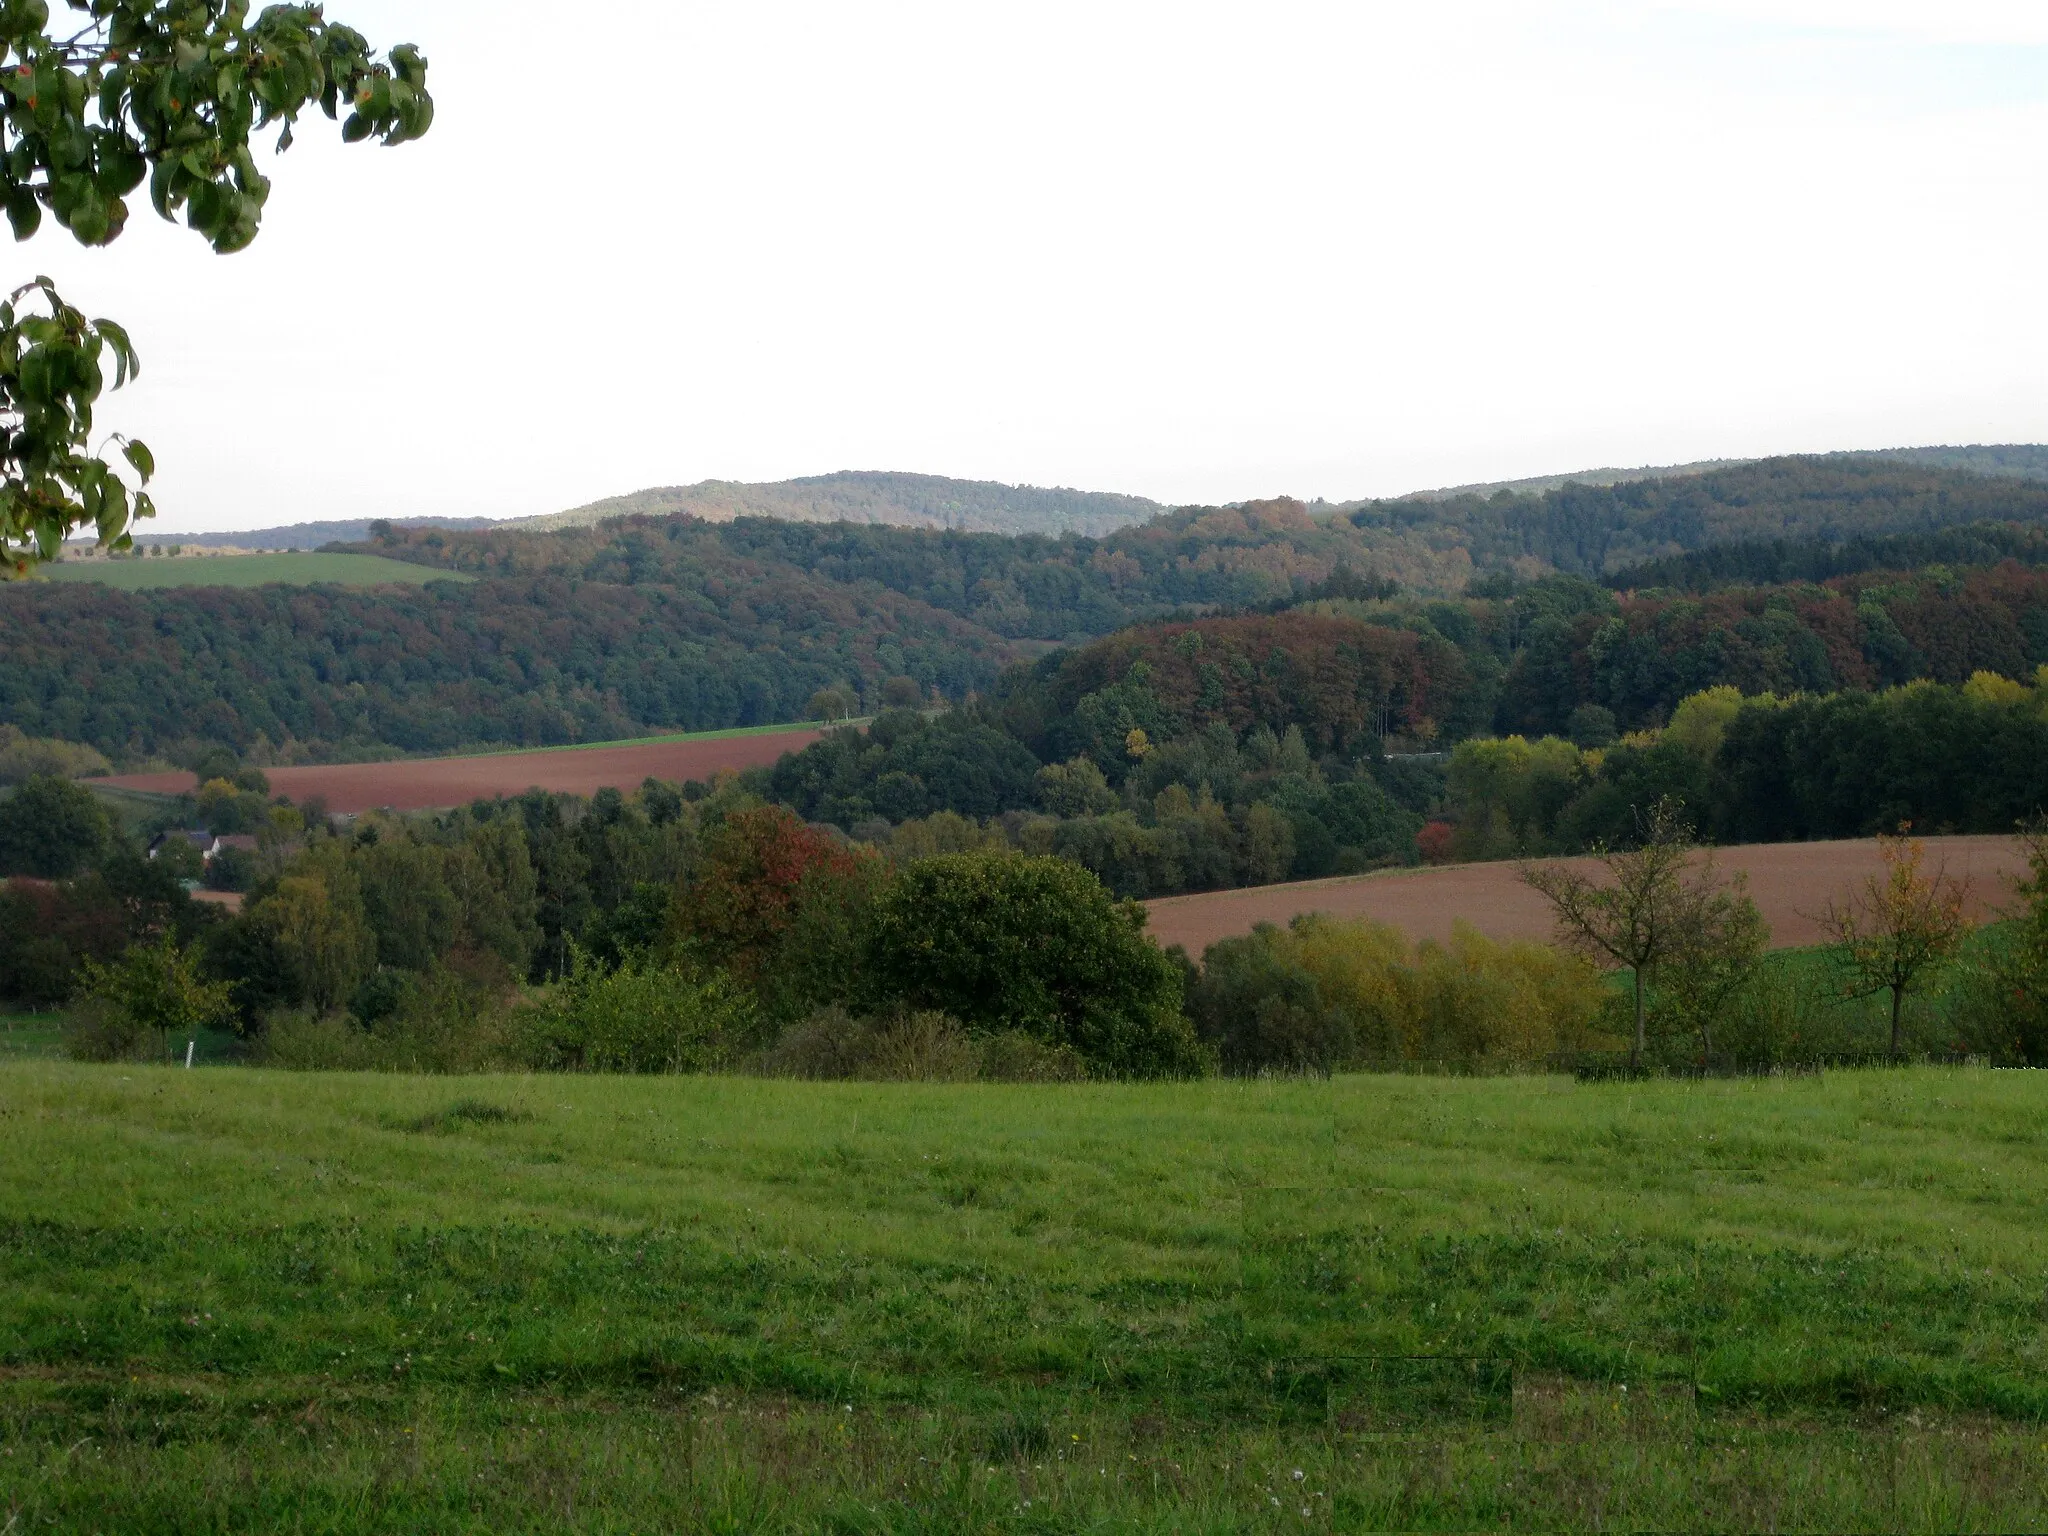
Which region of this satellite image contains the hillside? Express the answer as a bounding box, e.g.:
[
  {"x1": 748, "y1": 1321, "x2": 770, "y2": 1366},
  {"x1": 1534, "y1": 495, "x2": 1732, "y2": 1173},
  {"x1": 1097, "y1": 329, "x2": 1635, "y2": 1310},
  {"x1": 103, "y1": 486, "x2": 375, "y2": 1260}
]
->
[
  {"x1": 12, "y1": 453, "x2": 2048, "y2": 762},
  {"x1": 519, "y1": 469, "x2": 1165, "y2": 538}
]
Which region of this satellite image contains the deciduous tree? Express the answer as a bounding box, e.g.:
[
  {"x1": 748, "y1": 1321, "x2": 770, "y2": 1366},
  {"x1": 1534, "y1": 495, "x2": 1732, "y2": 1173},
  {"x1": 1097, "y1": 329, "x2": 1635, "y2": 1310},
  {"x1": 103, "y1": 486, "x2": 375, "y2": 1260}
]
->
[
  {"x1": 1821, "y1": 827, "x2": 1972, "y2": 1057},
  {"x1": 1521, "y1": 800, "x2": 1763, "y2": 1067},
  {"x1": 0, "y1": 2, "x2": 432, "y2": 573}
]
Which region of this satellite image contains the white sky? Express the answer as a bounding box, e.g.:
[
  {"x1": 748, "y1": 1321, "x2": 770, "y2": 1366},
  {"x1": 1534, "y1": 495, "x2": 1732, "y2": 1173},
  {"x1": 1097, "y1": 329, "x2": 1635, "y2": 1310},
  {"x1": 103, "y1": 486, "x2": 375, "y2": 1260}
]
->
[{"x1": 25, "y1": 0, "x2": 2048, "y2": 532}]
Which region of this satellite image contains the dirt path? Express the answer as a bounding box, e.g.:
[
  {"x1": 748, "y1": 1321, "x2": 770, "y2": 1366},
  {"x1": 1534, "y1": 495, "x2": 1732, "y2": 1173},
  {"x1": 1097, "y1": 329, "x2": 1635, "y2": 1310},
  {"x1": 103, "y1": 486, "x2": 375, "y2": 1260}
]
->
[
  {"x1": 1143, "y1": 835, "x2": 2029, "y2": 955},
  {"x1": 100, "y1": 728, "x2": 826, "y2": 814}
]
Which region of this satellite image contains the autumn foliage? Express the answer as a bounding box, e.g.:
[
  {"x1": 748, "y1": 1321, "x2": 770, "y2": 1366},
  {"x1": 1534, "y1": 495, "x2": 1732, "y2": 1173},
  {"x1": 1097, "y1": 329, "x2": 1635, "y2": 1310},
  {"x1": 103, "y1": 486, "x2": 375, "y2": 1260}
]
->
[{"x1": 673, "y1": 806, "x2": 865, "y2": 981}]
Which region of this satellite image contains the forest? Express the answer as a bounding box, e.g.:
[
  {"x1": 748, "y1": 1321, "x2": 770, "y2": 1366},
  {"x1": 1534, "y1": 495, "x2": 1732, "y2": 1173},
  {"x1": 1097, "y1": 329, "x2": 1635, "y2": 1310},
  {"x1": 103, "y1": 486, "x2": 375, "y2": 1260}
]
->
[{"x1": 9, "y1": 456, "x2": 2048, "y2": 764}]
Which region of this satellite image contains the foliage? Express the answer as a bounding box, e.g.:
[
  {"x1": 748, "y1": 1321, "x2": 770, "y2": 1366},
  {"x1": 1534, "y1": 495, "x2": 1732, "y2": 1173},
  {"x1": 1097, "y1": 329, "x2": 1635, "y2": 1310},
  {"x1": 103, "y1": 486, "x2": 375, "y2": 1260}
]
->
[
  {"x1": 671, "y1": 804, "x2": 863, "y2": 983},
  {"x1": 1522, "y1": 802, "x2": 1767, "y2": 1064},
  {"x1": 0, "y1": 771, "x2": 108, "y2": 874},
  {"x1": 12, "y1": 459, "x2": 2048, "y2": 764},
  {"x1": 0, "y1": 1, "x2": 431, "y2": 571},
  {"x1": 1821, "y1": 829, "x2": 1974, "y2": 1056},
  {"x1": 768, "y1": 708, "x2": 1042, "y2": 827},
  {"x1": 66, "y1": 933, "x2": 231, "y2": 1059},
  {"x1": 861, "y1": 850, "x2": 1207, "y2": 1078},
  {"x1": 1189, "y1": 914, "x2": 1610, "y2": 1073},
  {"x1": 753, "y1": 1005, "x2": 1085, "y2": 1083},
  {"x1": 0, "y1": 849, "x2": 203, "y2": 1005},
  {"x1": 244, "y1": 868, "x2": 374, "y2": 1015},
  {"x1": 521, "y1": 952, "x2": 758, "y2": 1074},
  {"x1": 0, "y1": 720, "x2": 105, "y2": 782}
]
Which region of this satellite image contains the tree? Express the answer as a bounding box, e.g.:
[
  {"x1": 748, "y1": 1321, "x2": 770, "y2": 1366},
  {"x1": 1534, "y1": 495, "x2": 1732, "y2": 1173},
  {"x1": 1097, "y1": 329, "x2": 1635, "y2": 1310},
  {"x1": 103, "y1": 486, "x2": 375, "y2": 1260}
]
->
[
  {"x1": 861, "y1": 849, "x2": 1208, "y2": 1079},
  {"x1": 1, "y1": 3, "x2": 432, "y2": 573},
  {"x1": 70, "y1": 933, "x2": 233, "y2": 1059},
  {"x1": 1521, "y1": 800, "x2": 1754, "y2": 1067},
  {"x1": 1821, "y1": 827, "x2": 1972, "y2": 1057},
  {"x1": 0, "y1": 771, "x2": 110, "y2": 875},
  {"x1": 1657, "y1": 876, "x2": 1770, "y2": 1062},
  {"x1": 248, "y1": 869, "x2": 373, "y2": 1013},
  {"x1": 672, "y1": 805, "x2": 863, "y2": 983}
]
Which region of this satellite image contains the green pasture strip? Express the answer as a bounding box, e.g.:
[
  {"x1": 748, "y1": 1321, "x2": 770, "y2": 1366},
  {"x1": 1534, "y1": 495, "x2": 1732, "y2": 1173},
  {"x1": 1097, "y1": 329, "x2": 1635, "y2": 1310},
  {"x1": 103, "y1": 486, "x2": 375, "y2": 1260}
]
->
[
  {"x1": 0, "y1": 1016, "x2": 62, "y2": 1060},
  {"x1": 32, "y1": 553, "x2": 474, "y2": 589},
  {"x1": 443, "y1": 718, "x2": 860, "y2": 760},
  {"x1": 1, "y1": 1064, "x2": 2044, "y2": 1528}
]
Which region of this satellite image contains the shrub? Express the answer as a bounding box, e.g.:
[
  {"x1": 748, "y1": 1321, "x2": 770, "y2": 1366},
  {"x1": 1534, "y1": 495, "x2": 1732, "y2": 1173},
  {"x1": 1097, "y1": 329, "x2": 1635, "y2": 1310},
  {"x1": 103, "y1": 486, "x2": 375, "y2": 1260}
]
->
[
  {"x1": 1191, "y1": 915, "x2": 1610, "y2": 1073},
  {"x1": 67, "y1": 938, "x2": 236, "y2": 1062},
  {"x1": 0, "y1": 776, "x2": 112, "y2": 878},
  {"x1": 757, "y1": 1007, "x2": 1087, "y2": 1082},
  {"x1": 0, "y1": 727, "x2": 110, "y2": 785},
  {"x1": 862, "y1": 850, "x2": 1208, "y2": 1079},
  {"x1": 258, "y1": 966, "x2": 523, "y2": 1074},
  {"x1": 522, "y1": 955, "x2": 759, "y2": 1074},
  {"x1": 1189, "y1": 927, "x2": 1357, "y2": 1074}
]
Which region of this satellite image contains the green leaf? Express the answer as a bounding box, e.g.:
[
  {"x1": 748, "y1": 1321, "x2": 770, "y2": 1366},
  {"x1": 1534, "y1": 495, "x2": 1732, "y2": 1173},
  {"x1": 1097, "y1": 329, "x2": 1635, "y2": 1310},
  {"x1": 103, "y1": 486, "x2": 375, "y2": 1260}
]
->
[
  {"x1": 123, "y1": 439, "x2": 154, "y2": 481},
  {"x1": 3, "y1": 183, "x2": 39, "y2": 240}
]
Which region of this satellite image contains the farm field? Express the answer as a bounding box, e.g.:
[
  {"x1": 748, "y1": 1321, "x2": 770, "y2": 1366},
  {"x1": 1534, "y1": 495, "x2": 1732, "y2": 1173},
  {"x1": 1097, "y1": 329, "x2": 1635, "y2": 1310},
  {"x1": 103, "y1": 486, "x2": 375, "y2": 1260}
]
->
[
  {"x1": 98, "y1": 724, "x2": 833, "y2": 813},
  {"x1": 1, "y1": 1063, "x2": 2046, "y2": 1531},
  {"x1": 33, "y1": 552, "x2": 474, "y2": 589},
  {"x1": 1145, "y1": 834, "x2": 2029, "y2": 955}
]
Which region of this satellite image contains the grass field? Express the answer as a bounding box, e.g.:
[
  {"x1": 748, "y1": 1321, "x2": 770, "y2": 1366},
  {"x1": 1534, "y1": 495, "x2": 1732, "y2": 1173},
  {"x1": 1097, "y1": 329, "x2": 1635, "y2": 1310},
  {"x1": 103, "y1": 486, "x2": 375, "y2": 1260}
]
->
[
  {"x1": 1, "y1": 1062, "x2": 2045, "y2": 1531},
  {"x1": 34, "y1": 553, "x2": 473, "y2": 589}
]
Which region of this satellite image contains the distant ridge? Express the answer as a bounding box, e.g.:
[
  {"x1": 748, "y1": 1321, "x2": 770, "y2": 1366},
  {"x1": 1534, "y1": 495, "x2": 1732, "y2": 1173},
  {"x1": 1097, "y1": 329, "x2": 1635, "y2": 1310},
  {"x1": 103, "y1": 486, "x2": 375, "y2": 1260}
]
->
[
  {"x1": 1356, "y1": 444, "x2": 2048, "y2": 506},
  {"x1": 517, "y1": 470, "x2": 1164, "y2": 539},
  {"x1": 137, "y1": 447, "x2": 2048, "y2": 549}
]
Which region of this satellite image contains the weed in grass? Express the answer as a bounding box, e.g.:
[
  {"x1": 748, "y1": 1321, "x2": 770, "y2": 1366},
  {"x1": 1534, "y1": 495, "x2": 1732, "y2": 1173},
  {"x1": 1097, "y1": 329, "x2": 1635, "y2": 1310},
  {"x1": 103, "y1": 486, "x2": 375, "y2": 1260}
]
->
[{"x1": 398, "y1": 1099, "x2": 534, "y2": 1134}]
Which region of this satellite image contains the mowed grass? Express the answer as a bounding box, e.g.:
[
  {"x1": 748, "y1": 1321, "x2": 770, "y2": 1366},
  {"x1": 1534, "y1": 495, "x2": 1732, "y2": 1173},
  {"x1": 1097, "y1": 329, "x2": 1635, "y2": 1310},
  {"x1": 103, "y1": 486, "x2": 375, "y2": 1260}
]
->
[
  {"x1": 1, "y1": 1063, "x2": 2046, "y2": 1532},
  {"x1": 34, "y1": 552, "x2": 473, "y2": 589}
]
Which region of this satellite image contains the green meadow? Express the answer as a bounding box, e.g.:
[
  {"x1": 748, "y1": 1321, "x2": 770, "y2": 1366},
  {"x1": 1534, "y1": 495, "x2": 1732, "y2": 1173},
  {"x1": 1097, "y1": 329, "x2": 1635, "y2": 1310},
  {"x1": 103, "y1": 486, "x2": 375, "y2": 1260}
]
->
[
  {"x1": 1, "y1": 1061, "x2": 2045, "y2": 1531},
  {"x1": 35, "y1": 553, "x2": 473, "y2": 589}
]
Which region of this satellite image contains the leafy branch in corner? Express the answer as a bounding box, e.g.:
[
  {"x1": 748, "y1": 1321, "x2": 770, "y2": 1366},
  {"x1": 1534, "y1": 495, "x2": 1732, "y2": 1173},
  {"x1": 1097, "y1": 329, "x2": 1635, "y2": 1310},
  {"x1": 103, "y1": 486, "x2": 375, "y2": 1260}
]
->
[{"x1": 0, "y1": 0, "x2": 432, "y2": 576}]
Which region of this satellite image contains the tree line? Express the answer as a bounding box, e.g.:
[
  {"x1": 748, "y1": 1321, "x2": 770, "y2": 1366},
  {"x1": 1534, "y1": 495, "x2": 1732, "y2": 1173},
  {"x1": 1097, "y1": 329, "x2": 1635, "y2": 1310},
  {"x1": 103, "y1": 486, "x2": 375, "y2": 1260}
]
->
[{"x1": 10, "y1": 766, "x2": 2046, "y2": 1079}]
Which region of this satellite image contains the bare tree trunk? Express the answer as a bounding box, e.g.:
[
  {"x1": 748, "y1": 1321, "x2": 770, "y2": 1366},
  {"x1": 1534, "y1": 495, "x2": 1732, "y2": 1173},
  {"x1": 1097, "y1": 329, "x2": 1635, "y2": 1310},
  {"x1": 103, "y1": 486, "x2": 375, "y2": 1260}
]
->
[
  {"x1": 1633, "y1": 968, "x2": 1645, "y2": 1068},
  {"x1": 1890, "y1": 985, "x2": 1903, "y2": 1059}
]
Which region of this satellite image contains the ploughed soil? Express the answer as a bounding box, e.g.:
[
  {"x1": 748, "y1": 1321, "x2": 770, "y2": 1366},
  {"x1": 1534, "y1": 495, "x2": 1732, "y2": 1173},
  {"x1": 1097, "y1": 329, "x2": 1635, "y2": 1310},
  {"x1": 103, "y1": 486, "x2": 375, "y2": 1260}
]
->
[
  {"x1": 100, "y1": 728, "x2": 827, "y2": 814},
  {"x1": 1143, "y1": 835, "x2": 2030, "y2": 956}
]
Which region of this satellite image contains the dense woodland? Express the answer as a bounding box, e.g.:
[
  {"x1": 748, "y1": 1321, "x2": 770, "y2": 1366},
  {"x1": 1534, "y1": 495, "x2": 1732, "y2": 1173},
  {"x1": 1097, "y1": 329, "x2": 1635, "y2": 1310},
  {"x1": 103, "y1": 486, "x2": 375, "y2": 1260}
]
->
[{"x1": 9, "y1": 457, "x2": 2048, "y2": 763}]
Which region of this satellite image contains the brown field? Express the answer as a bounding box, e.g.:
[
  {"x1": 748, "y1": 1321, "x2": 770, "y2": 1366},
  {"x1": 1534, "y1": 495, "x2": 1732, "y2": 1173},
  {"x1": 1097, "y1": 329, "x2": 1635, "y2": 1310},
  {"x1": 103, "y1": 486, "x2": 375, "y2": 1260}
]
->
[
  {"x1": 98, "y1": 728, "x2": 826, "y2": 814},
  {"x1": 1144, "y1": 834, "x2": 2030, "y2": 955}
]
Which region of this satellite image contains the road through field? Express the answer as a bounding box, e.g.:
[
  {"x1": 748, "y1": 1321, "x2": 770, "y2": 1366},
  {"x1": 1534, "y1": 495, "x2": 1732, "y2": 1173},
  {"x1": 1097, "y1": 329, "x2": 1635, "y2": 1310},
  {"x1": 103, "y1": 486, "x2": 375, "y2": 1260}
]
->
[
  {"x1": 1144, "y1": 834, "x2": 2029, "y2": 954},
  {"x1": 100, "y1": 726, "x2": 828, "y2": 813}
]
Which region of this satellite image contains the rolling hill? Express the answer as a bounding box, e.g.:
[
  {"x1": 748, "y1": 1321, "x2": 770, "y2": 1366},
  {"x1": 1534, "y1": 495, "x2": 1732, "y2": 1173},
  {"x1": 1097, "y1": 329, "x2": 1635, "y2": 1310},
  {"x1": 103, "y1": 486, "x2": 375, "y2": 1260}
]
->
[{"x1": 519, "y1": 470, "x2": 1165, "y2": 538}]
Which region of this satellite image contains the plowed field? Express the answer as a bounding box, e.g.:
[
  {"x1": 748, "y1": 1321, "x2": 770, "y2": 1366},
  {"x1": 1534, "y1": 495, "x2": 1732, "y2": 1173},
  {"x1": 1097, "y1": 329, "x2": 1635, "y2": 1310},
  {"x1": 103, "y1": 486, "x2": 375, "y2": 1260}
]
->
[
  {"x1": 100, "y1": 726, "x2": 827, "y2": 813},
  {"x1": 1143, "y1": 834, "x2": 2028, "y2": 955}
]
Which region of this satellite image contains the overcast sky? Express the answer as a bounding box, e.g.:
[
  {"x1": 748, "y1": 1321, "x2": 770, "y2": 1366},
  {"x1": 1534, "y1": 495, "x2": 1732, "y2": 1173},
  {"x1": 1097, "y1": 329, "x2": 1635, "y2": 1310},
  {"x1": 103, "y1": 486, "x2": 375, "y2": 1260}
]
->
[{"x1": 27, "y1": 0, "x2": 2048, "y2": 532}]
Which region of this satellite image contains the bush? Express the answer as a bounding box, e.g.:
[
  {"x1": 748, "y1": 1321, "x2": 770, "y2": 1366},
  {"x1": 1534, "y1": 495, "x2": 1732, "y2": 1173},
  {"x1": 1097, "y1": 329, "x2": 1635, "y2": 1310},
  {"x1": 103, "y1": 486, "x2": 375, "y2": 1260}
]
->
[
  {"x1": 1188, "y1": 927, "x2": 1357, "y2": 1074},
  {"x1": 0, "y1": 726, "x2": 110, "y2": 785},
  {"x1": 257, "y1": 966, "x2": 522, "y2": 1073},
  {"x1": 0, "y1": 776, "x2": 113, "y2": 878},
  {"x1": 521, "y1": 955, "x2": 759, "y2": 1073},
  {"x1": 66, "y1": 938, "x2": 236, "y2": 1062},
  {"x1": 862, "y1": 850, "x2": 1208, "y2": 1079},
  {"x1": 757, "y1": 1007, "x2": 1087, "y2": 1083},
  {"x1": 1191, "y1": 915, "x2": 1611, "y2": 1073}
]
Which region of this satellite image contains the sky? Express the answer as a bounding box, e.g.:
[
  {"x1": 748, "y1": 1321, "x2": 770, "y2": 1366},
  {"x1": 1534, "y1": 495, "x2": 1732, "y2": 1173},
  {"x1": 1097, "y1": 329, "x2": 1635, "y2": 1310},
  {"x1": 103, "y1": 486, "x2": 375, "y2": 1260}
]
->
[{"x1": 26, "y1": 0, "x2": 2048, "y2": 532}]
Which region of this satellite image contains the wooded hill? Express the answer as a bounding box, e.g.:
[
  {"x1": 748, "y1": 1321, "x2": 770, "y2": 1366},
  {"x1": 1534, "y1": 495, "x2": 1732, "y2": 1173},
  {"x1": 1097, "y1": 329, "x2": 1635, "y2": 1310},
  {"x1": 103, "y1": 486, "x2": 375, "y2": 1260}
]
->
[{"x1": 7, "y1": 455, "x2": 2048, "y2": 761}]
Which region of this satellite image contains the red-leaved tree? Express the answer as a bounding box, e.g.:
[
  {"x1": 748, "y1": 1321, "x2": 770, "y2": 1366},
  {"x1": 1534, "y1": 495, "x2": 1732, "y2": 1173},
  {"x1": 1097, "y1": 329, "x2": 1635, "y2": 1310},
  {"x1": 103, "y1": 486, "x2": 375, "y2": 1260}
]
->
[{"x1": 673, "y1": 806, "x2": 862, "y2": 982}]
